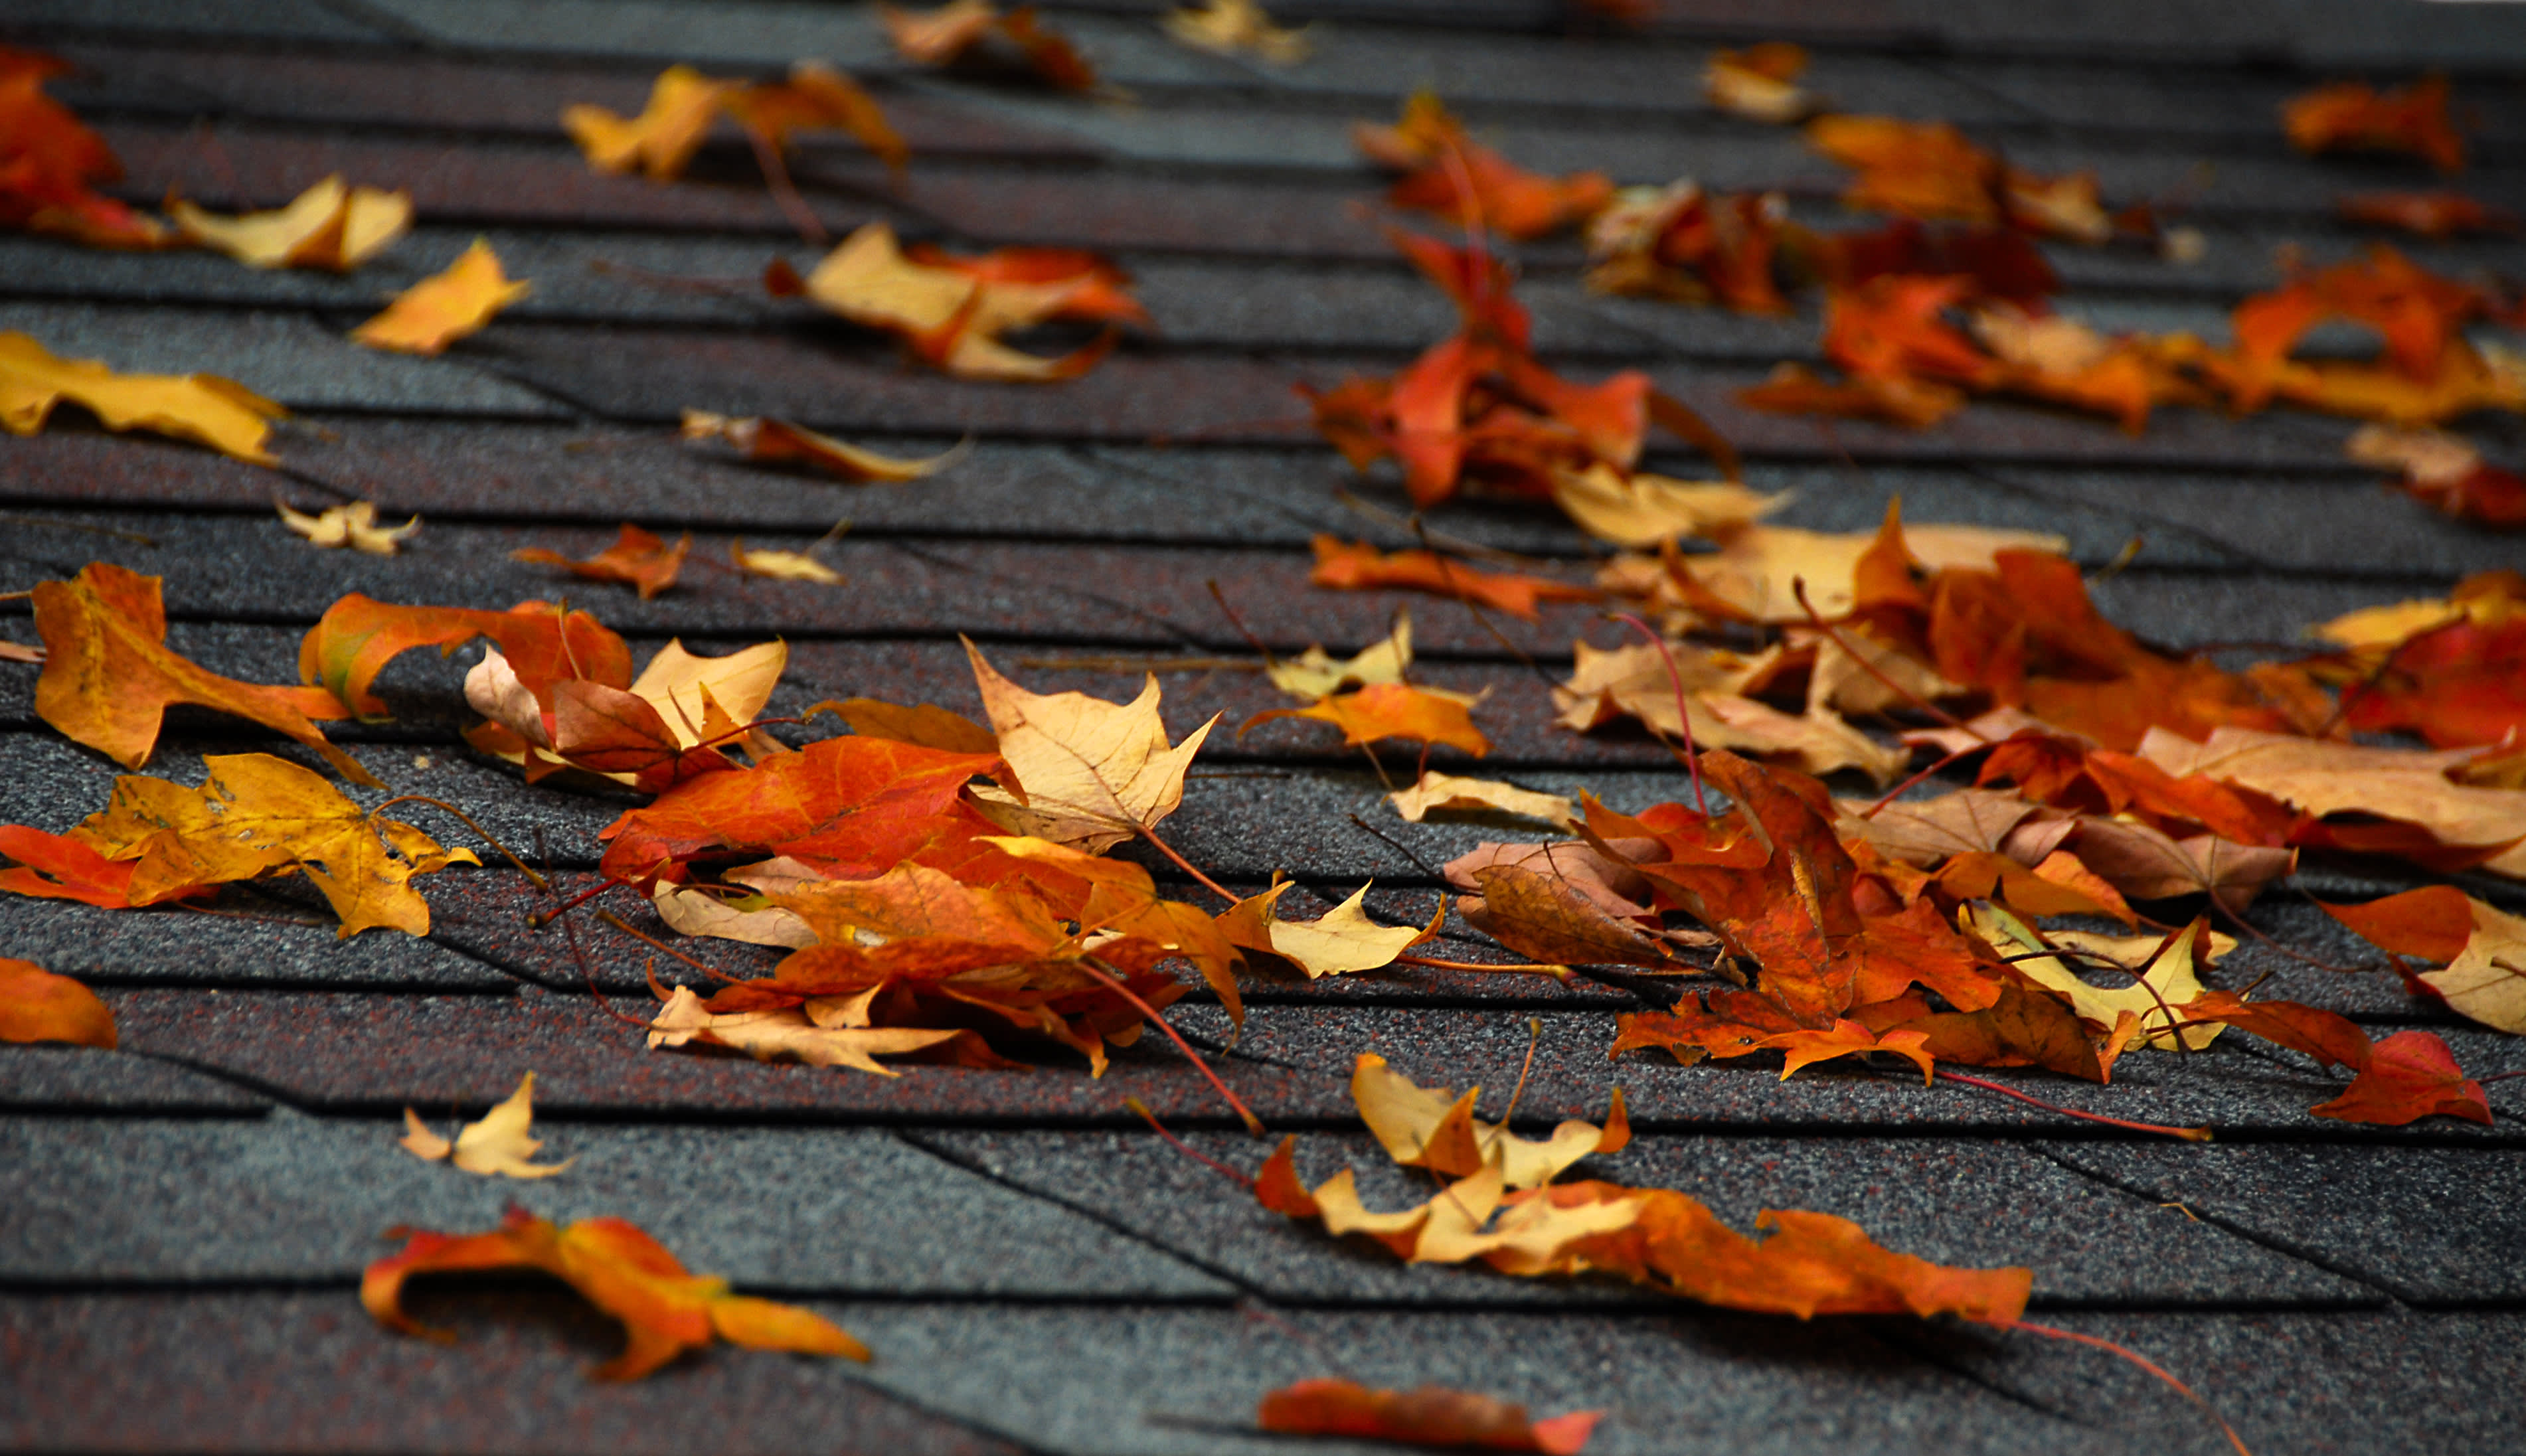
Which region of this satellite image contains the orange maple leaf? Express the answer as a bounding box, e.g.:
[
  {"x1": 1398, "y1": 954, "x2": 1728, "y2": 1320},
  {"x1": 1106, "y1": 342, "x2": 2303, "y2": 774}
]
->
[
  {"x1": 1356, "y1": 93, "x2": 1612, "y2": 241},
  {"x1": 300, "y1": 594, "x2": 632, "y2": 719},
  {"x1": 2284, "y1": 74, "x2": 2465, "y2": 173},
  {"x1": 513, "y1": 524, "x2": 692, "y2": 600},
  {"x1": 1309, "y1": 536, "x2": 1596, "y2": 621},
  {"x1": 1584, "y1": 183, "x2": 1792, "y2": 314},
  {"x1": 351, "y1": 238, "x2": 530, "y2": 356},
  {"x1": 365, "y1": 1207, "x2": 866, "y2": 1380},
  {"x1": 1241, "y1": 681, "x2": 1491, "y2": 756}
]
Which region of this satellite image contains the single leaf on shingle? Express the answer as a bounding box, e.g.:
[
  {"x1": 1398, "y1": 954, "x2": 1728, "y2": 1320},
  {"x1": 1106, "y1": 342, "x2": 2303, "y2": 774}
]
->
[
  {"x1": 1549, "y1": 463, "x2": 1782, "y2": 548},
  {"x1": 962, "y1": 637, "x2": 1215, "y2": 853},
  {"x1": 351, "y1": 238, "x2": 529, "y2": 355},
  {"x1": 1703, "y1": 42, "x2": 1811, "y2": 123},
  {"x1": 2339, "y1": 191, "x2": 2513, "y2": 239},
  {"x1": 399, "y1": 1072, "x2": 573, "y2": 1178},
  {"x1": 364, "y1": 1206, "x2": 867, "y2": 1380},
  {"x1": 1242, "y1": 681, "x2": 1491, "y2": 757},
  {"x1": 0, "y1": 56, "x2": 169, "y2": 248},
  {"x1": 1164, "y1": 0, "x2": 1308, "y2": 63},
  {"x1": 2310, "y1": 1029, "x2": 2491, "y2": 1127},
  {"x1": 2284, "y1": 75, "x2": 2465, "y2": 172},
  {"x1": 679, "y1": 410, "x2": 966, "y2": 481},
  {"x1": 0, "y1": 331, "x2": 284, "y2": 463},
  {"x1": 1217, "y1": 879, "x2": 1436, "y2": 979},
  {"x1": 881, "y1": 0, "x2": 1098, "y2": 92},
  {"x1": 730, "y1": 540, "x2": 843, "y2": 584},
  {"x1": 562, "y1": 64, "x2": 736, "y2": 180},
  {"x1": 33, "y1": 561, "x2": 369, "y2": 783},
  {"x1": 771, "y1": 222, "x2": 1137, "y2": 382},
  {"x1": 1309, "y1": 536, "x2": 1598, "y2": 621},
  {"x1": 1391, "y1": 771, "x2": 1573, "y2": 828},
  {"x1": 1267, "y1": 612, "x2": 1413, "y2": 700},
  {"x1": 0, "y1": 955, "x2": 115, "y2": 1049},
  {"x1": 277, "y1": 499, "x2": 419, "y2": 555},
  {"x1": 1257, "y1": 1379, "x2": 1599, "y2": 1455},
  {"x1": 647, "y1": 983, "x2": 972, "y2": 1076},
  {"x1": 66, "y1": 753, "x2": 477, "y2": 936},
  {"x1": 513, "y1": 524, "x2": 691, "y2": 600},
  {"x1": 169, "y1": 175, "x2": 412, "y2": 271},
  {"x1": 724, "y1": 60, "x2": 908, "y2": 173}
]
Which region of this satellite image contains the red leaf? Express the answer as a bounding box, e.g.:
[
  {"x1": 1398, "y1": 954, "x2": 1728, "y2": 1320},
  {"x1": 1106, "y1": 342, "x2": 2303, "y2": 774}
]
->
[
  {"x1": 2310, "y1": 1029, "x2": 2491, "y2": 1127},
  {"x1": 1258, "y1": 1378, "x2": 1601, "y2": 1455}
]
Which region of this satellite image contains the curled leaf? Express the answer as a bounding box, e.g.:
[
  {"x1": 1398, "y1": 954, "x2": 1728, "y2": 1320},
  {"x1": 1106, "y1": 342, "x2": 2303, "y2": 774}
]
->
[
  {"x1": 0, "y1": 955, "x2": 116, "y2": 1049},
  {"x1": 513, "y1": 524, "x2": 691, "y2": 600},
  {"x1": 278, "y1": 499, "x2": 419, "y2": 555},
  {"x1": 0, "y1": 331, "x2": 284, "y2": 463},
  {"x1": 1258, "y1": 1379, "x2": 1599, "y2": 1455},
  {"x1": 170, "y1": 174, "x2": 411, "y2": 271},
  {"x1": 400, "y1": 1072, "x2": 573, "y2": 1178},
  {"x1": 351, "y1": 238, "x2": 529, "y2": 356}
]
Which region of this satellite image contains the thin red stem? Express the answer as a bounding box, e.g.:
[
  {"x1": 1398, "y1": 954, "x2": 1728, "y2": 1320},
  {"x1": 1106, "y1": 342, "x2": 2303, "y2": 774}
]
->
[
  {"x1": 1136, "y1": 823, "x2": 1239, "y2": 908},
  {"x1": 529, "y1": 877, "x2": 617, "y2": 929},
  {"x1": 1124, "y1": 1096, "x2": 1255, "y2": 1189},
  {"x1": 1394, "y1": 953, "x2": 1570, "y2": 978},
  {"x1": 1934, "y1": 1070, "x2": 2211, "y2": 1141},
  {"x1": 1858, "y1": 743, "x2": 1985, "y2": 818},
  {"x1": 1078, "y1": 956, "x2": 1266, "y2": 1135},
  {"x1": 2006, "y1": 1319, "x2": 2252, "y2": 1456},
  {"x1": 594, "y1": 909, "x2": 746, "y2": 985},
  {"x1": 1790, "y1": 579, "x2": 1983, "y2": 738},
  {"x1": 745, "y1": 125, "x2": 828, "y2": 244},
  {"x1": 1610, "y1": 613, "x2": 1707, "y2": 817}
]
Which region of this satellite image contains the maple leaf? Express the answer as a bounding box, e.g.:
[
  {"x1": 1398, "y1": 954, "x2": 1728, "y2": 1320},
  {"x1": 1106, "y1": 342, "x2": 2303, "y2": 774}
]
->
[
  {"x1": 1549, "y1": 463, "x2": 1782, "y2": 548},
  {"x1": 962, "y1": 638, "x2": 1215, "y2": 854},
  {"x1": 1351, "y1": 1052, "x2": 1627, "y2": 1188},
  {"x1": 1258, "y1": 1380, "x2": 1600, "y2": 1455},
  {"x1": 721, "y1": 61, "x2": 908, "y2": 174},
  {"x1": 1, "y1": 331, "x2": 284, "y2": 463},
  {"x1": 1355, "y1": 93, "x2": 1614, "y2": 241},
  {"x1": 1551, "y1": 639, "x2": 1910, "y2": 783},
  {"x1": 1965, "y1": 906, "x2": 2219, "y2": 1050},
  {"x1": 1660, "y1": 513, "x2": 2064, "y2": 623},
  {"x1": 2339, "y1": 191, "x2": 2513, "y2": 239},
  {"x1": 730, "y1": 540, "x2": 844, "y2": 584},
  {"x1": 1164, "y1": 0, "x2": 1308, "y2": 62},
  {"x1": 277, "y1": 498, "x2": 419, "y2": 555},
  {"x1": 0, "y1": 56, "x2": 168, "y2": 248},
  {"x1": 816, "y1": 696, "x2": 999, "y2": 754},
  {"x1": 1456, "y1": 859, "x2": 1701, "y2": 970},
  {"x1": 2345, "y1": 426, "x2": 2526, "y2": 530},
  {"x1": 465, "y1": 636, "x2": 783, "y2": 791},
  {"x1": 33, "y1": 561, "x2": 369, "y2": 783},
  {"x1": 768, "y1": 222, "x2": 1139, "y2": 381},
  {"x1": 0, "y1": 823, "x2": 167, "y2": 908},
  {"x1": 1310, "y1": 537, "x2": 1596, "y2": 621},
  {"x1": 649, "y1": 983, "x2": 977, "y2": 1076},
  {"x1": 46, "y1": 753, "x2": 476, "y2": 935},
  {"x1": 365, "y1": 1206, "x2": 867, "y2": 1380},
  {"x1": 0, "y1": 955, "x2": 115, "y2": 1049},
  {"x1": 2312, "y1": 572, "x2": 2526, "y2": 748},
  {"x1": 1242, "y1": 681, "x2": 1490, "y2": 757},
  {"x1": 1217, "y1": 879, "x2": 1436, "y2": 979},
  {"x1": 1390, "y1": 771, "x2": 1574, "y2": 829},
  {"x1": 679, "y1": 410, "x2": 966, "y2": 481},
  {"x1": 301, "y1": 595, "x2": 632, "y2": 720},
  {"x1": 169, "y1": 175, "x2": 411, "y2": 271},
  {"x1": 351, "y1": 238, "x2": 530, "y2": 356},
  {"x1": 513, "y1": 524, "x2": 691, "y2": 600},
  {"x1": 2326, "y1": 887, "x2": 2526, "y2": 1036},
  {"x1": 881, "y1": 1, "x2": 1098, "y2": 92},
  {"x1": 1704, "y1": 43, "x2": 1811, "y2": 123},
  {"x1": 1806, "y1": 116, "x2": 2113, "y2": 244},
  {"x1": 2284, "y1": 74, "x2": 2465, "y2": 172},
  {"x1": 400, "y1": 1072, "x2": 573, "y2": 1178},
  {"x1": 1266, "y1": 612, "x2": 1412, "y2": 699},
  {"x1": 2309, "y1": 1029, "x2": 2490, "y2": 1127},
  {"x1": 564, "y1": 65, "x2": 736, "y2": 180}
]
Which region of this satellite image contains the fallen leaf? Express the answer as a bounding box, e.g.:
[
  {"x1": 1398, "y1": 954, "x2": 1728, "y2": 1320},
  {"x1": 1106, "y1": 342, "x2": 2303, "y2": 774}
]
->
[
  {"x1": 513, "y1": 524, "x2": 692, "y2": 600},
  {"x1": 1704, "y1": 42, "x2": 1811, "y2": 123},
  {"x1": 1965, "y1": 906, "x2": 2219, "y2": 1050},
  {"x1": 722, "y1": 60, "x2": 907, "y2": 173},
  {"x1": 651, "y1": 878, "x2": 816, "y2": 948},
  {"x1": 2285, "y1": 74, "x2": 2464, "y2": 172},
  {"x1": 1266, "y1": 611, "x2": 1412, "y2": 699},
  {"x1": 772, "y1": 222, "x2": 1137, "y2": 380},
  {"x1": 0, "y1": 823, "x2": 159, "y2": 909},
  {"x1": 1242, "y1": 681, "x2": 1490, "y2": 757},
  {"x1": 962, "y1": 637, "x2": 1216, "y2": 853},
  {"x1": 2317, "y1": 884, "x2": 2478, "y2": 963},
  {"x1": 1458, "y1": 860, "x2": 1695, "y2": 969},
  {"x1": 1549, "y1": 463, "x2": 1782, "y2": 548},
  {"x1": 882, "y1": 1, "x2": 1097, "y2": 91},
  {"x1": 400, "y1": 1072, "x2": 574, "y2": 1178},
  {"x1": 277, "y1": 499, "x2": 419, "y2": 554},
  {"x1": 54, "y1": 752, "x2": 477, "y2": 935},
  {"x1": 1164, "y1": 0, "x2": 1307, "y2": 62},
  {"x1": 1310, "y1": 536, "x2": 1597, "y2": 621},
  {"x1": 33, "y1": 561, "x2": 368, "y2": 783},
  {"x1": 679, "y1": 410, "x2": 966, "y2": 482},
  {"x1": 2418, "y1": 896, "x2": 2526, "y2": 1036},
  {"x1": 1357, "y1": 93, "x2": 1614, "y2": 241},
  {"x1": 1219, "y1": 880, "x2": 1435, "y2": 978},
  {"x1": 2339, "y1": 191, "x2": 2513, "y2": 239},
  {"x1": 364, "y1": 1206, "x2": 867, "y2": 1379},
  {"x1": 730, "y1": 540, "x2": 844, "y2": 584},
  {"x1": 562, "y1": 64, "x2": 736, "y2": 180},
  {"x1": 648, "y1": 983, "x2": 973, "y2": 1076},
  {"x1": 1551, "y1": 639, "x2": 1908, "y2": 783},
  {"x1": 1350, "y1": 1052, "x2": 1626, "y2": 1187},
  {"x1": 1, "y1": 330, "x2": 284, "y2": 463},
  {"x1": 817, "y1": 696, "x2": 1000, "y2": 754},
  {"x1": 1583, "y1": 181, "x2": 1793, "y2": 314},
  {"x1": 351, "y1": 238, "x2": 530, "y2": 355},
  {"x1": 1391, "y1": 771, "x2": 1574, "y2": 828},
  {"x1": 301, "y1": 595, "x2": 632, "y2": 720},
  {"x1": 0, "y1": 56, "x2": 169, "y2": 248},
  {"x1": 169, "y1": 174, "x2": 412, "y2": 270},
  {"x1": 1257, "y1": 1379, "x2": 1599, "y2": 1455},
  {"x1": 2309, "y1": 1028, "x2": 2491, "y2": 1127},
  {"x1": 0, "y1": 955, "x2": 115, "y2": 1049}
]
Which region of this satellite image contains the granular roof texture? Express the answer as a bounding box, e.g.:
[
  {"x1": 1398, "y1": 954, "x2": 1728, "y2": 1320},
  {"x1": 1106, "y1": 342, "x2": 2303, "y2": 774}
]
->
[{"x1": 3, "y1": 1, "x2": 2526, "y2": 1453}]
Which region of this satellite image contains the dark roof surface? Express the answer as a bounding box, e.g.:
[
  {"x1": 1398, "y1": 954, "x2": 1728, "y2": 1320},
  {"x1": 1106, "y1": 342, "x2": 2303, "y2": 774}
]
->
[{"x1": 4, "y1": 1, "x2": 2526, "y2": 1453}]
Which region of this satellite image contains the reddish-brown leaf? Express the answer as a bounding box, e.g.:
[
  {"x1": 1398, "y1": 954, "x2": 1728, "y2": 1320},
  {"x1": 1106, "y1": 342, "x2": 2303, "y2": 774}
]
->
[
  {"x1": 1310, "y1": 536, "x2": 1597, "y2": 620},
  {"x1": 2319, "y1": 886, "x2": 2478, "y2": 963},
  {"x1": 2285, "y1": 75, "x2": 2465, "y2": 172},
  {"x1": 0, "y1": 955, "x2": 116, "y2": 1049},
  {"x1": 1257, "y1": 1378, "x2": 1601, "y2": 1455},
  {"x1": 2310, "y1": 1029, "x2": 2491, "y2": 1127},
  {"x1": 299, "y1": 595, "x2": 632, "y2": 718},
  {"x1": 2339, "y1": 191, "x2": 2512, "y2": 239},
  {"x1": 513, "y1": 524, "x2": 691, "y2": 600}
]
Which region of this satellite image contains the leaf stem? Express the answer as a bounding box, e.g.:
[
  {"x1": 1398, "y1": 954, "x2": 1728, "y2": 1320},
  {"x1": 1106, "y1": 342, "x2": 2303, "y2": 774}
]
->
[
  {"x1": 1136, "y1": 823, "x2": 1239, "y2": 907},
  {"x1": 370, "y1": 794, "x2": 548, "y2": 894},
  {"x1": 1080, "y1": 955, "x2": 1266, "y2": 1135},
  {"x1": 1124, "y1": 1096, "x2": 1254, "y2": 1188},
  {"x1": 595, "y1": 908, "x2": 746, "y2": 984},
  {"x1": 1610, "y1": 612, "x2": 1707, "y2": 817},
  {"x1": 2005, "y1": 1319, "x2": 2252, "y2": 1456},
  {"x1": 1933, "y1": 1069, "x2": 2211, "y2": 1141}
]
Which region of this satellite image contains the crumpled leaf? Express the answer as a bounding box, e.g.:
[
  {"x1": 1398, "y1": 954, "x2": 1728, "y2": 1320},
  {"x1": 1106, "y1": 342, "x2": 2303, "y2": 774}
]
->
[
  {"x1": 1218, "y1": 880, "x2": 1436, "y2": 979},
  {"x1": 1703, "y1": 43, "x2": 1811, "y2": 123},
  {"x1": 1267, "y1": 611, "x2": 1412, "y2": 699},
  {"x1": 1584, "y1": 181, "x2": 1792, "y2": 314},
  {"x1": 721, "y1": 61, "x2": 907, "y2": 174},
  {"x1": 730, "y1": 540, "x2": 844, "y2": 584},
  {"x1": 962, "y1": 638, "x2": 1216, "y2": 853},
  {"x1": 1351, "y1": 1052, "x2": 1627, "y2": 1188},
  {"x1": 0, "y1": 54, "x2": 169, "y2": 248},
  {"x1": 1, "y1": 330, "x2": 284, "y2": 463},
  {"x1": 50, "y1": 752, "x2": 477, "y2": 935},
  {"x1": 1242, "y1": 681, "x2": 1489, "y2": 757},
  {"x1": 1356, "y1": 93, "x2": 1613, "y2": 241},
  {"x1": 351, "y1": 238, "x2": 529, "y2": 355},
  {"x1": 1257, "y1": 1379, "x2": 1598, "y2": 1455},
  {"x1": 1457, "y1": 860, "x2": 1698, "y2": 969},
  {"x1": 1164, "y1": 0, "x2": 1307, "y2": 62},
  {"x1": 679, "y1": 410, "x2": 966, "y2": 482},
  {"x1": 1311, "y1": 536, "x2": 1597, "y2": 621},
  {"x1": 278, "y1": 499, "x2": 419, "y2": 555},
  {"x1": 34, "y1": 561, "x2": 367, "y2": 783},
  {"x1": 882, "y1": 0, "x2": 1098, "y2": 92},
  {"x1": 0, "y1": 955, "x2": 116, "y2": 1049},
  {"x1": 2285, "y1": 74, "x2": 2464, "y2": 172},
  {"x1": 169, "y1": 174, "x2": 411, "y2": 271},
  {"x1": 770, "y1": 221, "x2": 1140, "y2": 381},
  {"x1": 1391, "y1": 771, "x2": 1573, "y2": 828},
  {"x1": 301, "y1": 594, "x2": 632, "y2": 720},
  {"x1": 364, "y1": 1206, "x2": 868, "y2": 1380},
  {"x1": 400, "y1": 1071, "x2": 574, "y2": 1178},
  {"x1": 648, "y1": 983, "x2": 971, "y2": 1076},
  {"x1": 563, "y1": 64, "x2": 734, "y2": 180},
  {"x1": 1806, "y1": 114, "x2": 2113, "y2": 244},
  {"x1": 1551, "y1": 639, "x2": 1908, "y2": 784},
  {"x1": 651, "y1": 878, "x2": 817, "y2": 948},
  {"x1": 513, "y1": 524, "x2": 691, "y2": 600},
  {"x1": 1548, "y1": 463, "x2": 1782, "y2": 548}
]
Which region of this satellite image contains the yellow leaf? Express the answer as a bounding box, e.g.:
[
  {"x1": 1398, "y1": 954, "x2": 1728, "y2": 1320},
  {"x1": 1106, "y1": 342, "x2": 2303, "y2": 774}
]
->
[
  {"x1": 276, "y1": 499, "x2": 420, "y2": 554},
  {"x1": 1548, "y1": 463, "x2": 1784, "y2": 548},
  {"x1": 647, "y1": 984, "x2": 964, "y2": 1076},
  {"x1": 1266, "y1": 611, "x2": 1412, "y2": 699},
  {"x1": 679, "y1": 410, "x2": 967, "y2": 482},
  {"x1": 731, "y1": 540, "x2": 845, "y2": 584},
  {"x1": 1553, "y1": 639, "x2": 1907, "y2": 782},
  {"x1": 170, "y1": 175, "x2": 412, "y2": 271},
  {"x1": 2420, "y1": 897, "x2": 2526, "y2": 1035},
  {"x1": 649, "y1": 880, "x2": 817, "y2": 948},
  {"x1": 351, "y1": 238, "x2": 530, "y2": 356},
  {"x1": 1681, "y1": 521, "x2": 2066, "y2": 621},
  {"x1": 1218, "y1": 879, "x2": 1434, "y2": 978},
  {"x1": 1965, "y1": 905, "x2": 2224, "y2": 1051},
  {"x1": 561, "y1": 65, "x2": 736, "y2": 180},
  {"x1": 1389, "y1": 771, "x2": 1574, "y2": 829},
  {"x1": 68, "y1": 752, "x2": 477, "y2": 937},
  {"x1": 400, "y1": 1072, "x2": 574, "y2": 1178},
  {"x1": 627, "y1": 639, "x2": 787, "y2": 751},
  {"x1": 1350, "y1": 1052, "x2": 1628, "y2": 1190},
  {"x1": 1162, "y1": 0, "x2": 1309, "y2": 62},
  {"x1": 962, "y1": 637, "x2": 1217, "y2": 852},
  {"x1": 0, "y1": 331, "x2": 284, "y2": 463}
]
